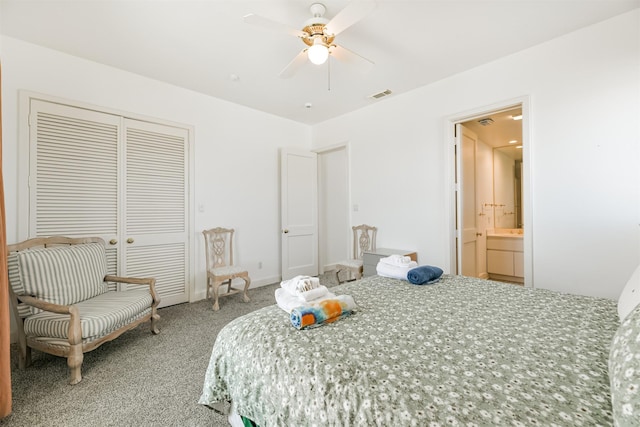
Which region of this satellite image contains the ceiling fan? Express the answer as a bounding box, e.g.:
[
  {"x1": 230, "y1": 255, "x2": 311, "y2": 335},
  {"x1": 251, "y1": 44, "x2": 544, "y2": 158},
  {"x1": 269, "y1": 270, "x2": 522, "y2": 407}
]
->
[{"x1": 243, "y1": 1, "x2": 377, "y2": 78}]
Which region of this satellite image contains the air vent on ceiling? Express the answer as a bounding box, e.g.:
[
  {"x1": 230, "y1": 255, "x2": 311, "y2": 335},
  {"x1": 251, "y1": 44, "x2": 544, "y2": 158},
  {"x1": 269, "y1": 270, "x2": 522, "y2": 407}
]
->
[
  {"x1": 478, "y1": 118, "x2": 494, "y2": 126},
  {"x1": 369, "y1": 89, "x2": 392, "y2": 99}
]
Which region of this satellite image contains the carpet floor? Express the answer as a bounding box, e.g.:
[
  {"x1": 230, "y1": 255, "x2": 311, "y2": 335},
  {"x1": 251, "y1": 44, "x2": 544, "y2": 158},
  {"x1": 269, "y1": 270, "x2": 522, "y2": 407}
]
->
[{"x1": 1, "y1": 272, "x2": 339, "y2": 427}]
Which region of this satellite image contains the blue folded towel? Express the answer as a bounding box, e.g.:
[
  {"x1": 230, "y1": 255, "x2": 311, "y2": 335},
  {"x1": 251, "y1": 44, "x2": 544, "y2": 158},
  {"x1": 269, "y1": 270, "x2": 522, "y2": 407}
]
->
[{"x1": 407, "y1": 265, "x2": 443, "y2": 285}]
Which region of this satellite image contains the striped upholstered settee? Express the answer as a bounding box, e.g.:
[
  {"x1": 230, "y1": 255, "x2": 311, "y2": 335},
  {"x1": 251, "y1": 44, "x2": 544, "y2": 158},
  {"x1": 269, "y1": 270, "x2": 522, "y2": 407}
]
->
[{"x1": 7, "y1": 236, "x2": 160, "y2": 384}]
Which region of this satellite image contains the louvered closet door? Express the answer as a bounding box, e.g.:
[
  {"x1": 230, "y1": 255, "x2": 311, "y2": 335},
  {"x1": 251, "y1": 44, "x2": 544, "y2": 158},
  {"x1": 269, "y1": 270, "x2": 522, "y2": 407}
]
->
[
  {"x1": 29, "y1": 99, "x2": 190, "y2": 305},
  {"x1": 123, "y1": 119, "x2": 189, "y2": 307},
  {"x1": 29, "y1": 100, "x2": 120, "y2": 287}
]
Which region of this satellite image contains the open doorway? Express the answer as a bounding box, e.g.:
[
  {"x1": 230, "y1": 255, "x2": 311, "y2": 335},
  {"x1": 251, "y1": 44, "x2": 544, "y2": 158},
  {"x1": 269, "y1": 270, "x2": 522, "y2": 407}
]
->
[
  {"x1": 317, "y1": 144, "x2": 350, "y2": 274},
  {"x1": 280, "y1": 144, "x2": 350, "y2": 279},
  {"x1": 447, "y1": 98, "x2": 532, "y2": 287}
]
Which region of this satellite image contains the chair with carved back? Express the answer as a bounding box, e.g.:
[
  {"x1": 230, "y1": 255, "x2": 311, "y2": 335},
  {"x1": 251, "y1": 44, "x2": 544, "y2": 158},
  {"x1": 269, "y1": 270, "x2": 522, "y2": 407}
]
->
[
  {"x1": 202, "y1": 227, "x2": 251, "y2": 311},
  {"x1": 335, "y1": 224, "x2": 377, "y2": 284}
]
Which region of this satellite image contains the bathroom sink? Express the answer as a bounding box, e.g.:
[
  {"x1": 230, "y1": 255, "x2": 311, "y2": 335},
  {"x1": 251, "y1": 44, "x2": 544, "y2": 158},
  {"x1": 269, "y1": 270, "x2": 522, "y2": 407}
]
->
[{"x1": 487, "y1": 228, "x2": 524, "y2": 238}]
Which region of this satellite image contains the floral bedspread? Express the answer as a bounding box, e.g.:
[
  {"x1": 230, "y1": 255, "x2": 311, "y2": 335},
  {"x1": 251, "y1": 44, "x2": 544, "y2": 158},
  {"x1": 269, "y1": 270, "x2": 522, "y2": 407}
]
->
[{"x1": 199, "y1": 275, "x2": 619, "y2": 426}]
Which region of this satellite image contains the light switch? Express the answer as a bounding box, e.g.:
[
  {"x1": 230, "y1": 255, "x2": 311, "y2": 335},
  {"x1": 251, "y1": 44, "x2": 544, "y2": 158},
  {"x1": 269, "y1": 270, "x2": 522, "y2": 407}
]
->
[{"x1": 353, "y1": 204, "x2": 359, "y2": 212}]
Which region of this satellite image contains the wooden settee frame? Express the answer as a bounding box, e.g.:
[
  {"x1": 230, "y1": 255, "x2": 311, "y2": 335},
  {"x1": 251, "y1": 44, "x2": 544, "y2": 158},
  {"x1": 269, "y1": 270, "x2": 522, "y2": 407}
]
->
[{"x1": 7, "y1": 236, "x2": 160, "y2": 384}]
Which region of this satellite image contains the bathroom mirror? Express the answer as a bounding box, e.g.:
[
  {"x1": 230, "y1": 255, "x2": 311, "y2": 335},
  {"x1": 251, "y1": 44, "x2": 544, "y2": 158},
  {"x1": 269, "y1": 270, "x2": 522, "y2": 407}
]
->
[{"x1": 493, "y1": 145, "x2": 523, "y2": 228}]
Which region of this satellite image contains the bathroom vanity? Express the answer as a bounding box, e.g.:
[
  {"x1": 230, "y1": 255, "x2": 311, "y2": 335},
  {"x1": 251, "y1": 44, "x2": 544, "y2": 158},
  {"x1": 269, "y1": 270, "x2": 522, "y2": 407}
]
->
[{"x1": 486, "y1": 229, "x2": 524, "y2": 284}]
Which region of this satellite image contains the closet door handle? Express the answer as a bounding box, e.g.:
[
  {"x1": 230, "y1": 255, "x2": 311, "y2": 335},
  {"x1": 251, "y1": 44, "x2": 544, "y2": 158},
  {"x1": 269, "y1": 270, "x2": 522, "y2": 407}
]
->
[
  {"x1": 109, "y1": 239, "x2": 118, "y2": 245},
  {"x1": 476, "y1": 232, "x2": 483, "y2": 237},
  {"x1": 283, "y1": 229, "x2": 289, "y2": 234},
  {"x1": 127, "y1": 238, "x2": 135, "y2": 244}
]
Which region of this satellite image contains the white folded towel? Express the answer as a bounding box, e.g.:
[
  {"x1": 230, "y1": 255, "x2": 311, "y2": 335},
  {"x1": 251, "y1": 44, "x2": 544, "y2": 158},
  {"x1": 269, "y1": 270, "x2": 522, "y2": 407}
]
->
[
  {"x1": 275, "y1": 287, "x2": 336, "y2": 313},
  {"x1": 281, "y1": 275, "x2": 321, "y2": 295},
  {"x1": 299, "y1": 285, "x2": 331, "y2": 302},
  {"x1": 379, "y1": 254, "x2": 417, "y2": 268},
  {"x1": 376, "y1": 261, "x2": 415, "y2": 280}
]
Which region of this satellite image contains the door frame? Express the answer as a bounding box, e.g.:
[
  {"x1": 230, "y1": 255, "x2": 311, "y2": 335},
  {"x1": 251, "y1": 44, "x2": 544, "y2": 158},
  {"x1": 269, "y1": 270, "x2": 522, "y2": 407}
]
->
[
  {"x1": 444, "y1": 96, "x2": 533, "y2": 287},
  {"x1": 280, "y1": 147, "x2": 319, "y2": 280},
  {"x1": 457, "y1": 124, "x2": 480, "y2": 278},
  {"x1": 17, "y1": 90, "x2": 195, "y2": 302},
  {"x1": 279, "y1": 143, "x2": 350, "y2": 279}
]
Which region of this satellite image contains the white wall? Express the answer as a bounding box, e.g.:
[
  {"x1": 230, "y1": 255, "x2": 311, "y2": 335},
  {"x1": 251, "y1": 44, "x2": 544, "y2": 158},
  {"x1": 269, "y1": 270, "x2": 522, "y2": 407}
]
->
[
  {"x1": 312, "y1": 10, "x2": 640, "y2": 300},
  {"x1": 2, "y1": 10, "x2": 638, "y2": 302},
  {"x1": 1, "y1": 36, "x2": 311, "y2": 300}
]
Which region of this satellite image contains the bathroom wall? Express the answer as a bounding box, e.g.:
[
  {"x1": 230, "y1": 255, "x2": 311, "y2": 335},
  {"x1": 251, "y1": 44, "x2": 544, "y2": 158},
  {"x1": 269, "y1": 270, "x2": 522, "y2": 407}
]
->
[
  {"x1": 476, "y1": 138, "x2": 494, "y2": 278},
  {"x1": 493, "y1": 149, "x2": 517, "y2": 229}
]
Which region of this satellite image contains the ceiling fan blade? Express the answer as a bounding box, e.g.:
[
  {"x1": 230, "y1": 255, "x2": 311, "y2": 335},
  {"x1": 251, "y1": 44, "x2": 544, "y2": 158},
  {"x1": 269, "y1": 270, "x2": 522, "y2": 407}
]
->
[
  {"x1": 330, "y1": 44, "x2": 374, "y2": 73},
  {"x1": 324, "y1": 0, "x2": 377, "y2": 36},
  {"x1": 243, "y1": 13, "x2": 306, "y2": 38},
  {"x1": 279, "y1": 50, "x2": 309, "y2": 78}
]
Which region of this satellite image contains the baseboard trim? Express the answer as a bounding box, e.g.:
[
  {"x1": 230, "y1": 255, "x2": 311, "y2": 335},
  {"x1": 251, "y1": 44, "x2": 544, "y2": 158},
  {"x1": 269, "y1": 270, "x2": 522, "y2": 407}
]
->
[{"x1": 192, "y1": 275, "x2": 281, "y2": 302}]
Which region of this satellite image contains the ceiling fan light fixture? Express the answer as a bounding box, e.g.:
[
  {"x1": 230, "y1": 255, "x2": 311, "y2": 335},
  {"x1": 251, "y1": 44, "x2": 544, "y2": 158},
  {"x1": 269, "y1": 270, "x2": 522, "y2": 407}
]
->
[
  {"x1": 244, "y1": 1, "x2": 377, "y2": 77},
  {"x1": 308, "y1": 38, "x2": 329, "y2": 65}
]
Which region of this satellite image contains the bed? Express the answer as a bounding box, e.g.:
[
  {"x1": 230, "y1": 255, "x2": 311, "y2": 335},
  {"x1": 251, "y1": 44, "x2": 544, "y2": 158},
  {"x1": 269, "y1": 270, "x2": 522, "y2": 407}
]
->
[{"x1": 199, "y1": 274, "x2": 639, "y2": 426}]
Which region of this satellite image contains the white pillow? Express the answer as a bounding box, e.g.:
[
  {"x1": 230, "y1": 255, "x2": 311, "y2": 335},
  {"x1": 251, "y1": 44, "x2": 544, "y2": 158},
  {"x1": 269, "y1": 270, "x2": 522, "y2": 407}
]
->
[{"x1": 618, "y1": 264, "x2": 640, "y2": 321}]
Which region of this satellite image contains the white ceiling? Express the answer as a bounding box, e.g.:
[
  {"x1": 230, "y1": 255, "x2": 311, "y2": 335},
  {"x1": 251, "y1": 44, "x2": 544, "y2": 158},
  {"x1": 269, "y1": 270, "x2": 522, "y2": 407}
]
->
[
  {"x1": 463, "y1": 107, "x2": 523, "y2": 160},
  {"x1": 1, "y1": 0, "x2": 638, "y2": 125}
]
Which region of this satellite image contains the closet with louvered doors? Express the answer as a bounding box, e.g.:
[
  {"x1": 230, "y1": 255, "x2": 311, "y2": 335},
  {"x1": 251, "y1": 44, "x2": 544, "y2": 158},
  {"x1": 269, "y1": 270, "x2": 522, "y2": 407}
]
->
[{"x1": 25, "y1": 98, "x2": 190, "y2": 307}]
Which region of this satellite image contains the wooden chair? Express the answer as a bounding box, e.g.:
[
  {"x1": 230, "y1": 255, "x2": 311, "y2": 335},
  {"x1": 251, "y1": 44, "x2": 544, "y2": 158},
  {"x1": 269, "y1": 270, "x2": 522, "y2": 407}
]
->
[
  {"x1": 335, "y1": 224, "x2": 377, "y2": 284},
  {"x1": 202, "y1": 227, "x2": 251, "y2": 311}
]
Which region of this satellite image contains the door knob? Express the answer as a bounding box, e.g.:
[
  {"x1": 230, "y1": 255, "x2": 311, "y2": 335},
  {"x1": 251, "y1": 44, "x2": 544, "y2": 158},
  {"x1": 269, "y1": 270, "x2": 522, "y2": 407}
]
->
[
  {"x1": 476, "y1": 232, "x2": 483, "y2": 237},
  {"x1": 126, "y1": 238, "x2": 135, "y2": 244},
  {"x1": 283, "y1": 229, "x2": 289, "y2": 234},
  {"x1": 109, "y1": 239, "x2": 118, "y2": 245}
]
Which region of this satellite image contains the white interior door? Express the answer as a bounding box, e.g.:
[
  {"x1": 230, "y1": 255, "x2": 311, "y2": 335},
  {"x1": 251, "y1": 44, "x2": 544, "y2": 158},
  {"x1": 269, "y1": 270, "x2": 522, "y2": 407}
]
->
[
  {"x1": 458, "y1": 124, "x2": 479, "y2": 277},
  {"x1": 280, "y1": 148, "x2": 318, "y2": 280},
  {"x1": 29, "y1": 100, "x2": 121, "y2": 287},
  {"x1": 122, "y1": 119, "x2": 189, "y2": 307}
]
